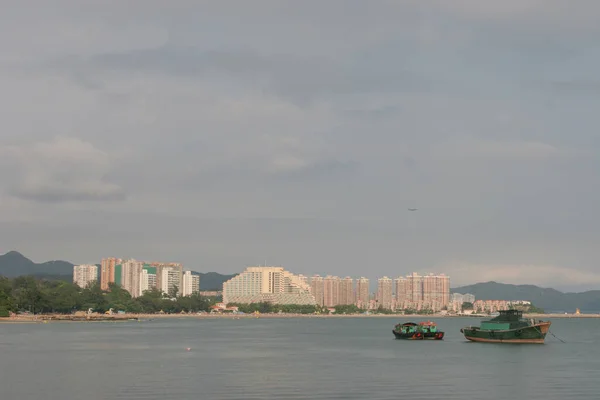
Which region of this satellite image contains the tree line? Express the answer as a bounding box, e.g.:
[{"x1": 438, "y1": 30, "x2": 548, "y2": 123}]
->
[
  {"x1": 227, "y1": 303, "x2": 413, "y2": 315},
  {"x1": 0, "y1": 276, "x2": 218, "y2": 316},
  {"x1": 228, "y1": 302, "x2": 324, "y2": 314}
]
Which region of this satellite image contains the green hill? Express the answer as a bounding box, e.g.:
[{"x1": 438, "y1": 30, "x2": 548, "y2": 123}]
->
[
  {"x1": 452, "y1": 281, "x2": 600, "y2": 313},
  {"x1": 192, "y1": 271, "x2": 237, "y2": 291},
  {"x1": 0, "y1": 251, "x2": 74, "y2": 277}
]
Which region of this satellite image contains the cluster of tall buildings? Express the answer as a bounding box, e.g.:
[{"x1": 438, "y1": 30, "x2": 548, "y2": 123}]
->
[
  {"x1": 222, "y1": 267, "x2": 451, "y2": 311},
  {"x1": 393, "y1": 272, "x2": 451, "y2": 311},
  {"x1": 72, "y1": 258, "x2": 200, "y2": 298},
  {"x1": 304, "y1": 275, "x2": 371, "y2": 308}
]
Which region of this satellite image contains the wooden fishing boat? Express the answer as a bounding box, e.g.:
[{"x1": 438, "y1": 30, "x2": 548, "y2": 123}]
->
[
  {"x1": 460, "y1": 309, "x2": 551, "y2": 344},
  {"x1": 393, "y1": 321, "x2": 445, "y2": 340}
]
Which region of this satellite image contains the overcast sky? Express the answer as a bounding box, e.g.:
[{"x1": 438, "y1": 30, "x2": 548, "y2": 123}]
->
[{"x1": 1, "y1": 1, "x2": 599, "y2": 291}]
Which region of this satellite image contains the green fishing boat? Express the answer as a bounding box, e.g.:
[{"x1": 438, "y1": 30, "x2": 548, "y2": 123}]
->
[
  {"x1": 460, "y1": 309, "x2": 551, "y2": 344},
  {"x1": 393, "y1": 321, "x2": 444, "y2": 340}
]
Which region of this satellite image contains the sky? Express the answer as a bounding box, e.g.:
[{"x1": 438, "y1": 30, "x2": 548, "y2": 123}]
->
[{"x1": 1, "y1": 1, "x2": 599, "y2": 291}]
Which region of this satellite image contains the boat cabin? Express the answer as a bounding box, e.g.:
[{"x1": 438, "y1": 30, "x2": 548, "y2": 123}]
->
[
  {"x1": 490, "y1": 310, "x2": 523, "y2": 321},
  {"x1": 480, "y1": 309, "x2": 530, "y2": 331},
  {"x1": 395, "y1": 321, "x2": 438, "y2": 334},
  {"x1": 419, "y1": 321, "x2": 438, "y2": 333}
]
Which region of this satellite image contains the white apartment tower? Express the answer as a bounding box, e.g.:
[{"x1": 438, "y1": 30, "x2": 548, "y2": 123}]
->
[
  {"x1": 73, "y1": 264, "x2": 98, "y2": 288},
  {"x1": 153, "y1": 263, "x2": 183, "y2": 296},
  {"x1": 160, "y1": 267, "x2": 182, "y2": 297},
  {"x1": 121, "y1": 259, "x2": 143, "y2": 298},
  {"x1": 140, "y1": 269, "x2": 157, "y2": 295},
  {"x1": 182, "y1": 271, "x2": 200, "y2": 296}
]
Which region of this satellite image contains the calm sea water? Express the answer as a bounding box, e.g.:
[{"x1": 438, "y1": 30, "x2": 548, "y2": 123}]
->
[{"x1": 0, "y1": 317, "x2": 598, "y2": 399}]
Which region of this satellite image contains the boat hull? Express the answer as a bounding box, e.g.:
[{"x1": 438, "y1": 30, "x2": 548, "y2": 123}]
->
[
  {"x1": 460, "y1": 321, "x2": 551, "y2": 344},
  {"x1": 393, "y1": 330, "x2": 445, "y2": 340}
]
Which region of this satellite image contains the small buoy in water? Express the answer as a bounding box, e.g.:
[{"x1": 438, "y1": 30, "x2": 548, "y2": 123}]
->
[{"x1": 186, "y1": 347, "x2": 191, "y2": 351}]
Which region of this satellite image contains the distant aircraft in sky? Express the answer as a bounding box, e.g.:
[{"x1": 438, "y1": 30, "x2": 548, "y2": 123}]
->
[{"x1": 408, "y1": 208, "x2": 418, "y2": 211}]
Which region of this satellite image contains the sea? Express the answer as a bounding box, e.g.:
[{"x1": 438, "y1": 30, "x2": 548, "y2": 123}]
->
[{"x1": 0, "y1": 316, "x2": 598, "y2": 399}]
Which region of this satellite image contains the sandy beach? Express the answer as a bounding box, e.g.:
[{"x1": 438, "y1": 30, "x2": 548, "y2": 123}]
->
[{"x1": 2, "y1": 312, "x2": 598, "y2": 323}]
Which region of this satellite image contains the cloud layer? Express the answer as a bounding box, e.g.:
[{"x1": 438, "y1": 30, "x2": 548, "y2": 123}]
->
[
  {"x1": 1, "y1": 1, "x2": 599, "y2": 289},
  {"x1": 1, "y1": 137, "x2": 124, "y2": 202}
]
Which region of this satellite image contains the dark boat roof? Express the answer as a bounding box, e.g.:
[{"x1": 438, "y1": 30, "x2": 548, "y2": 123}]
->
[{"x1": 397, "y1": 321, "x2": 438, "y2": 326}]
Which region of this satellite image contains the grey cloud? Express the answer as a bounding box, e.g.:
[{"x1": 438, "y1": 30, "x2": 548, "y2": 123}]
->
[
  {"x1": 1, "y1": 1, "x2": 600, "y2": 288},
  {"x1": 436, "y1": 0, "x2": 600, "y2": 31},
  {"x1": 544, "y1": 80, "x2": 600, "y2": 95},
  {"x1": 13, "y1": 186, "x2": 125, "y2": 203},
  {"x1": 0, "y1": 137, "x2": 126, "y2": 203},
  {"x1": 265, "y1": 159, "x2": 360, "y2": 182},
  {"x1": 44, "y1": 46, "x2": 433, "y2": 106}
]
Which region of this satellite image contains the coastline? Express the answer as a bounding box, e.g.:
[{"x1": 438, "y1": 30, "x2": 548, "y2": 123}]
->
[{"x1": 1, "y1": 312, "x2": 598, "y2": 323}]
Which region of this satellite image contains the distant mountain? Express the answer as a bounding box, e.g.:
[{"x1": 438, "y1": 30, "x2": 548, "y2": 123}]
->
[
  {"x1": 192, "y1": 271, "x2": 237, "y2": 291},
  {"x1": 0, "y1": 251, "x2": 236, "y2": 291},
  {"x1": 0, "y1": 251, "x2": 74, "y2": 278},
  {"x1": 452, "y1": 281, "x2": 600, "y2": 313}
]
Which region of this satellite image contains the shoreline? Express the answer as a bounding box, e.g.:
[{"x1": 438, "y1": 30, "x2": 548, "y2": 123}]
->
[{"x1": 1, "y1": 312, "x2": 598, "y2": 323}]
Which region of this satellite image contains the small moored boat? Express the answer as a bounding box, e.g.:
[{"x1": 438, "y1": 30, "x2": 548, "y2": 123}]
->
[
  {"x1": 393, "y1": 321, "x2": 445, "y2": 340},
  {"x1": 460, "y1": 309, "x2": 551, "y2": 344}
]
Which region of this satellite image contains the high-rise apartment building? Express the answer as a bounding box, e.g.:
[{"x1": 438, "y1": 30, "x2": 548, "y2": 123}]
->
[
  {"x1": 192, "y1": 275, "x2": 200, "y2": 294},
  {"x1": 100, "y1": 257, "x2": 121, "y2": 290},
  {"x1": 141, "y1": 269, "x2": 157, "y2": 294},
  {"x1": 182, "y1": 271, "x2": 200, "y2": 296},
  {"x1": 323, "y1": 276, "x2": 340, "y2": 307},
  {"x1": 116, "y1": 259, "x2": 143, "y2": 297},
  {"x1": 73, "y1": 264, "x2": 98, "y2": 288},
  {"x1": 406, "y1": 272, "x2": 423, "y2": 303},
  {"x1": 223, "y1": 266, "x2": 316, "y2": 305},
  {"x1": 153, "y1": 263, "x2": 183, "y2": 295},
  {"x1": 395, "y1": 272, "x2": 450, "y2": 311},
  {"x1": 310, "y1": 275, "x2": 324, "y2": 307},
  {"x1": 356, "y1": 277, "x2": 370, "y2": 309},
  {"x1": 422, "y1": 273, "x2": 450, "y2": 308},
  {"x1": 297, "y1": 274, "x2": 309, "y2": 286},
  {"x1": 339, "y1": 277, "x2": 354, "y2": 305},
  {"x1": 161, "y1": 266, "x2": 182, "y2": 297},
  {"x1": 377, "y1": 276, "x2": 393, "y2": 309},
  {"x1": 394, "y1": 276, "x2": 407, "y2": 305}
]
